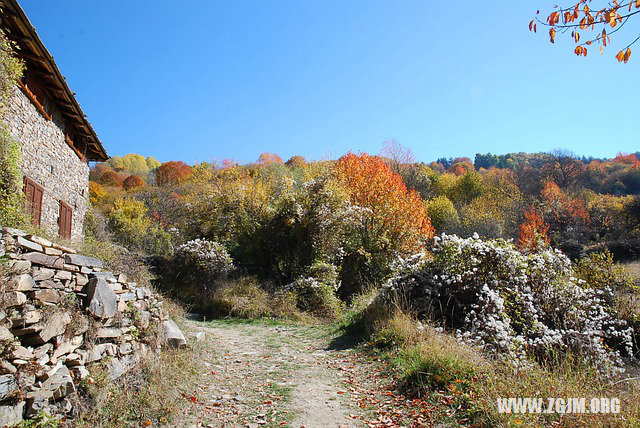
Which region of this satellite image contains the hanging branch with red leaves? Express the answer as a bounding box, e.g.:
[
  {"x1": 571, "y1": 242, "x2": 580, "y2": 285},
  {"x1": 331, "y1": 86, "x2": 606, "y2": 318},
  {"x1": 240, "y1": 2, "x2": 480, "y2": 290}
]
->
[{"x1": 530, "y1": 0, "x2": 640, "y2": 62}]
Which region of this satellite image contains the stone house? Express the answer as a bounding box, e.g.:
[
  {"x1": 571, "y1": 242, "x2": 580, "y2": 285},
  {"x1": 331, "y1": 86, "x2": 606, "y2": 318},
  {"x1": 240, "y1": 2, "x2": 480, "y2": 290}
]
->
[{"x1": 1, "y1": 0, "x2": 108, "y2": 241}]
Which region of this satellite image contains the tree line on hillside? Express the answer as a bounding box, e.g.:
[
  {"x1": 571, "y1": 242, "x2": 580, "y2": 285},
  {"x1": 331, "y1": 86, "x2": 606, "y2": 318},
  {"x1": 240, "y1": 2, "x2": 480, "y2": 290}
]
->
[{"x1": 88, "y1": 147, "x2": 640, "y2": 273}]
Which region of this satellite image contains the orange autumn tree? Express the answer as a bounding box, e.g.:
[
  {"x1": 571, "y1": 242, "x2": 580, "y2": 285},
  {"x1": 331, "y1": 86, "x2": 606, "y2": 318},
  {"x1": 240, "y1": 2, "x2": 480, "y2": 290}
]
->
[
  {"x1": 257, "y1": 152, "x2": 283, "y2": 165},
  {"x1": 541, "y1": 180, "x2": 591, "y2": 223},
  {"x1": 335, "y1": 153, "x2": 434, "y2": 253},
  {"x1": 531, "y1": 1, "x2": 640, "y2": 62},
  {"x1": 612, "y1": 152, "x2": 640, "y2": 167},
  {"x1": 518, "y1": 207, "x2": 550, "y2": 252},
  {"x1": 156, "y1": 161, "x2": 192, "y2": 187},
  {"x1": 123, "y1": 175, "x2": 145, "y2": 191}
]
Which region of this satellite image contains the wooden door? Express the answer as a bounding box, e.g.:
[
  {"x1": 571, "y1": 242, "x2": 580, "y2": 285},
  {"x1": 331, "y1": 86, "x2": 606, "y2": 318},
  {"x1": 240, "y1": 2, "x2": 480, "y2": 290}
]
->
[
  {"x1": 59, "y1": 201, "x2": 73, "y2": 239},
  {"x1": 23, "y1": 177, "x2": 43, "y2": 226}
]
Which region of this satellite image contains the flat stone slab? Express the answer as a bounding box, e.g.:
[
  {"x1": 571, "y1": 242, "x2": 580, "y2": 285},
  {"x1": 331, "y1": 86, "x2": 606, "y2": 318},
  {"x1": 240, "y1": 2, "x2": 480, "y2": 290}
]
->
[
  {"x1": 25, "y1": 234, "x2": 52, "y2": 248},
  {"x1": 65, "y1": 254, "x2": 103, "y2": 268},
  {"x1": 21, "y1": 252, "x2": 65, "y2": 269},
  {"x1": 51, "y1": 242, "x2": 76, "y2": 254},
  {"x1": 32, "y1": 268, "x2": 55, "y2": 281},
  {"x1": 17, "y1": 236, "x2": 43, "y2": 252},
  {"x1": 9, "y1": 260, "x2": 31, "y2": 273},
  {"x1": 30, "y1": 289, "x2": 61, "y2": 304},
  {"x1": 0, "y1": 326, "x2": 13, "y2": 341}
]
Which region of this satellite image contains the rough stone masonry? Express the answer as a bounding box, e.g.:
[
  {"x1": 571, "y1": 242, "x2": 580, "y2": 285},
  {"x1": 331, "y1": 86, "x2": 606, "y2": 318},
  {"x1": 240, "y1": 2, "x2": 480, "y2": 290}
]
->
[
  {"x1": 3, "y1": 85, "x2": 89, "y2": 241},
  {"x1": 0, "y1": 227, "x2": 186, "y2": 426}
]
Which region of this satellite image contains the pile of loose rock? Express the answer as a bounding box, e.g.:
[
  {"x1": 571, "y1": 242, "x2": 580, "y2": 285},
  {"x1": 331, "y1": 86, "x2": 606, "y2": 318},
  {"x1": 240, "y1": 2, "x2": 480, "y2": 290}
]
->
[{"x1": 0, "y1": 227, "x2": 186, "y2": 426}]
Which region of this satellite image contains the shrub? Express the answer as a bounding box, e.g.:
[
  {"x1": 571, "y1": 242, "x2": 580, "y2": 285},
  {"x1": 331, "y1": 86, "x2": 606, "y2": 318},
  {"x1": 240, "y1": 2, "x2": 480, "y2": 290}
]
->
[
  {"x1": 575, "y1": 250, "x2": 631, "y2": 290},
  {"x1": 123, "y1": 175, "x2": 145, "y2": 191},
  {"x1": 174, "y1": 239, "x2": 233, "y2": 290},
  {"x1": 517, "y1": 207, "x2": 550, "y2": 252},
  {"x1": 363, "y1": 310, "x2": 640, "y2": 427},
  {"x1": 108, "y1": 197, "x2": 151, "y2": 247},
  {"x1": 209, "y1": 277, "x2": 271, "y2": 318},
  {"x1": 425, "y1": 195, "x2": 459, "y2": 232},
  {"x1": 287, "y1": 262, "x2": 344, "y2": 319},
  {"x1": 384, "y1": 234, "x2": 634, "y2": 375},
  {"x1": 88, "y1": 181, "x2": 106, "y2": 205},
  {"x1": 242, "y1": 176, "x2": 359, "y2": 282}
]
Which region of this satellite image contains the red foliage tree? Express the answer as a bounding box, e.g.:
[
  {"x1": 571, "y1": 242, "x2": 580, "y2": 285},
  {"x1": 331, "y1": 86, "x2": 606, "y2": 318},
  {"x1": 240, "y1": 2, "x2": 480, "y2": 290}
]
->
[
  {"x1": 100, "y1": 170, "x2": 126, "y2": 188},
  {"x1": 285, "y1": 155, "x2": 306, "y2": 167},
  {"x1": 448, "y1": 162, "x2": 474, "y2": 176},
  {"x1": 612, "y1": 153, "x2": 640, "y2": 167},
  {"x1": 156, "y1": 161, "x2": 192, "y2": 187},
  {"x1": 123, "y1": 175, "x2": 146, "y2": 191},
  {"x1": 541, "y1": 180, "x2": 591, "y2": 223},
  {"x1": 517, "y1": 207, "x2": 550, "y2": 252},
  {"x1": 89, "y1": 163, "x2": 114, "y2": 182},
  {"x1": 336, "y1": 153, "x2": 434, "y2": 252},
  {"x1": 257, "y1": 152, "x2": 283, "y2": 165}
]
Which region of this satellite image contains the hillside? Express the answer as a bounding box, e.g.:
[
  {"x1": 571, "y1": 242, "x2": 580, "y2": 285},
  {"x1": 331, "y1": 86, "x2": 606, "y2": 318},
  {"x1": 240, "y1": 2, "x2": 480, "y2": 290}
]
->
[{"x1": 62, "y1": 147, "x2": 640, "y2": 426}]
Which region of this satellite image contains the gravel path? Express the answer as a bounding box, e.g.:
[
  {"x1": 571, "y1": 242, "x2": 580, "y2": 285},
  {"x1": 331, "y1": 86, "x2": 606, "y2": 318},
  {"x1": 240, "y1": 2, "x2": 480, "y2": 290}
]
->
[
  {"x1": 175, "y1": 319, "x2": 443, "y2": 428},
  {"x1": 177, "y1": 320, "x2": 358, "y2": 428}
]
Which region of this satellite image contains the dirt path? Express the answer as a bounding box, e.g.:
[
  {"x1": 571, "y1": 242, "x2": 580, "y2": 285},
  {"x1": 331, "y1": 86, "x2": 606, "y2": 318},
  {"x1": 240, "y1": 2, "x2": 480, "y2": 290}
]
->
[{"x1": 175, "y1": 319, "x2": 440, "y2": 428}]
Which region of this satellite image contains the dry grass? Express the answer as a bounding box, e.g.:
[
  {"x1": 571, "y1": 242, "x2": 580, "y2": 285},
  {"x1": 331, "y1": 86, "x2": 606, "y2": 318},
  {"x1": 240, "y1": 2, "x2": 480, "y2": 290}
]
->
[
  {"x1": 369, "y1": 311, "x2": 640, "y2": 427},
  {"x1": 624, "y1": 261, "x2": 640, "y2": 288},
  {"x1": 211, "y1": 277, "x2": 323, "y2": 321},
  {"x1": 75, "y1": 342, "x2": 202, "y2": 427}
]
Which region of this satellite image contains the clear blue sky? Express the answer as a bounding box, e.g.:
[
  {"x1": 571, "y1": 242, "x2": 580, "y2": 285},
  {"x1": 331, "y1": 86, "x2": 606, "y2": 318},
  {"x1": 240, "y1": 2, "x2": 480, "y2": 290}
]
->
[{"x1": 20, "y1": 0, "x2": 639, "y2": 164}]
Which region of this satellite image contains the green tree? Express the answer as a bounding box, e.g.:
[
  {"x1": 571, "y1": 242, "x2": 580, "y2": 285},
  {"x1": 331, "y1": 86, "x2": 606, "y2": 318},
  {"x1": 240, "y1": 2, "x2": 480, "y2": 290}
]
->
[
  {"x1": 108, "y1": 153, "x2": 159, "y2": 176},
  {"x1": 426, "y1": 196, "x2": 459, "y2": 233}
]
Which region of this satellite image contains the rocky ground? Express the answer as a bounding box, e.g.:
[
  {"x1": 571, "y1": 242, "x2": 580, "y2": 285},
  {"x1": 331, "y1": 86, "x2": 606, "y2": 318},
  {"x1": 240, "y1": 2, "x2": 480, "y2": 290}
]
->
[{"x1": 174, "y1": 318, "x2": 447, "y2": 428}]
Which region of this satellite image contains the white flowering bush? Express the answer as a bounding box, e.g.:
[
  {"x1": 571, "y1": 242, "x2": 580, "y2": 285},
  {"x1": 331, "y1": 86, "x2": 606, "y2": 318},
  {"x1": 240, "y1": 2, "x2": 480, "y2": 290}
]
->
[
  {"x1": 384, "y1": 234, "x2": 634, "y2": 375},
  {"x1": 175, "y1": 238, "x2": 234, "y2": 289},
  {"x1": 286, "y1": 261, "x2": 344, "y2": 319}
]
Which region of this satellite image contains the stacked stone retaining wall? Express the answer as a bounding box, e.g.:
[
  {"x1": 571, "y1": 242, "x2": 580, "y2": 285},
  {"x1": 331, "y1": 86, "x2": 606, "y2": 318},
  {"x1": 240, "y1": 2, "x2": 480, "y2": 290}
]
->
[{"x1": 0, "y1": 227, "x2": 186, "y2": 426}]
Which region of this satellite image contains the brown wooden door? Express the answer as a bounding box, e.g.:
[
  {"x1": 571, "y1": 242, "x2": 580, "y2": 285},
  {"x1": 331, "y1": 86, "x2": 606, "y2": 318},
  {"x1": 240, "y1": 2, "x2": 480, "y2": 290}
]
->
[
  {"x1": 23, "y1": 177, "x2": 43, "y2": 226},
  {"x1": 59, "y1": 201, "x2": 73, "y2": 239}
]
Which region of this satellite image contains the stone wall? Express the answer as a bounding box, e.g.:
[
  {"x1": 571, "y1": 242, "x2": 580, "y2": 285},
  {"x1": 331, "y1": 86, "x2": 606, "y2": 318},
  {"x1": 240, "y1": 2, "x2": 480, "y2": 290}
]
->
[
  {"x1": 0, "y1": 227, "x2": 186, "y2": 426},
  {"x1": 3, "y1": 86, "x2": 89, "y2": 241}
]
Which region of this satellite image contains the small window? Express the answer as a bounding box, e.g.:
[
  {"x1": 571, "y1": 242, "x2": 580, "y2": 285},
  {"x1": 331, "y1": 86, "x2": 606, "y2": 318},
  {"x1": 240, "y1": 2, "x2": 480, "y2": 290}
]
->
[
  {"x1": 23, "y1": 176, "x2": 43, "y2": 226},
  {"x1": 59, "y1": 201, "x2": 73, "y2": 240}
]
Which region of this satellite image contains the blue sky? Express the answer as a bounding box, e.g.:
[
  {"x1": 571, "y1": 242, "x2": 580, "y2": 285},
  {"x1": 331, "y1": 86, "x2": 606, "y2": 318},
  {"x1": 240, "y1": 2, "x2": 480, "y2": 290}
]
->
[{"x1": 20, "y1": 0, "x2": 639, "y2": 164}]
